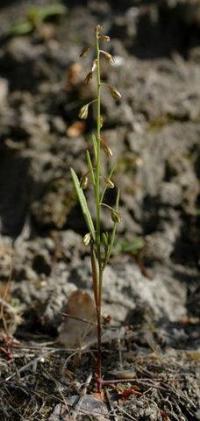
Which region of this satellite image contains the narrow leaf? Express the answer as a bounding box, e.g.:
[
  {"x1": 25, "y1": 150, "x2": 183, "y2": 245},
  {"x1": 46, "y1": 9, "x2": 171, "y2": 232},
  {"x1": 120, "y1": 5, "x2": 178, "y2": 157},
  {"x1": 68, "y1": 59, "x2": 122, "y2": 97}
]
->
[
  {"x1": 9, "y1": 21, "x2": 33, "y2": 35},
  {"x1": 86, "y1": 150, "x2": 95, "y2": 186},
  {"x1": 28, "y1": 4, "x2": 66, "y2": 23},
  {"x1": 92, "y1": 134, "x2": 97, "y2": 162},
  {"x1": 71, "y1": 168, "x2": 95, "y2": 240}
]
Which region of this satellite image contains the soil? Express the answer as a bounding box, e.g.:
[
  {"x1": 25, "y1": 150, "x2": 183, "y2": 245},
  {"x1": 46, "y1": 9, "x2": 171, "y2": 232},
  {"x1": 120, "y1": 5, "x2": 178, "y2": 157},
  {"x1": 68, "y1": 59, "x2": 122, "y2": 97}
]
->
[{"x1": 0, "y1": 0, "x2": 199, "y2": 420}]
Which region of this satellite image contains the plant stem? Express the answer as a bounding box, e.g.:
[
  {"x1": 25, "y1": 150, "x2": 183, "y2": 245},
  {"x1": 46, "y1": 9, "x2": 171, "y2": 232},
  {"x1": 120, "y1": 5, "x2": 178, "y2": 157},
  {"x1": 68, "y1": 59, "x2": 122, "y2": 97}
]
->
[
  {"x1": 96, "y1": 290, "x2": 102, "y2": 391},
  {"x1": 102, "y1": 189, "x2": 120, "y2": 270},
  {"x1": 91, "y1": 243, "x2": 102, "y2": 391},
  {"x1": 73, "y1": 25, "x2": 121, "y2": 393},
  {"x1": 95, "y1": 26, "x2": 103, "y2": 391},
  {"x1": 95, "y1": 27, "x2": 101, "y2": 260}
]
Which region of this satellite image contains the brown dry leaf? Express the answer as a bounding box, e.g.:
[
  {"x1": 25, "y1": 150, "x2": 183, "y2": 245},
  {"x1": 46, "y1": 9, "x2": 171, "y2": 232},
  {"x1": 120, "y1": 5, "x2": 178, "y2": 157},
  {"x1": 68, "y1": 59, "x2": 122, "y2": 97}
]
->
[
  {"x1": 67, "y1": 121, "x2": 86, "y2": 138},
  {"x1": 58, "y1": 290, "x2": 97, "y2": 349}
]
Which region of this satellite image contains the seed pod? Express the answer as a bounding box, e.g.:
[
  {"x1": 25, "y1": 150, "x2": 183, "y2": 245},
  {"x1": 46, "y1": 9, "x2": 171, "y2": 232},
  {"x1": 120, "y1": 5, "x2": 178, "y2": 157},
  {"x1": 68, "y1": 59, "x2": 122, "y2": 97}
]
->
[
  {"x1": 80, "y1": 46, "x2": 90, "y2": 58},
  {"x1": 111, "y1": 209, "x2": 121, "y2": 224},
  {"x1": 79, "y1": 104, "x2": 89, "y2": 120},
  {"x1": 83, "y1": 233, "x2": 91, "y2": 246},
  {"x1": 105, "y1": 178, "x2": 115, "y2": 189},
  {"x1": 84, "y1": 71, "x2": 93, "y2": 84},
  {"x1": 80, "y1": 175, "x2": 88, "y2": 189},
  {"x1": 109, "y1": 86, "x2": 122, "y2": 100}
]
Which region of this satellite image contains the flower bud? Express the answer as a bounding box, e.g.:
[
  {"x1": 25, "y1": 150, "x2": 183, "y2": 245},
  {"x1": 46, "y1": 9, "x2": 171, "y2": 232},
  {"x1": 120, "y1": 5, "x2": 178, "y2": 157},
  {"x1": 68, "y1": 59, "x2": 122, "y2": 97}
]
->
[
  {"x1": 79, "y1": 104, "x2": 89, "y2": 120},
  {"x1": 102, "y1": 144, "x2": 113, "y2": 158},
  {"x1": 96, "y1": 25, "x2": 103, "y2": 35},
  {"x1": 83, "y1": 233, "x2": 91, "y2": 246},
  {"x1": 111, "y1": 210, "x2": 121, "y2": 224},
  {"x1": 100, "y1": 137, "x2": 113, "y2": 158},
  {"x1": 105, "y1": 178, "x2": 115, "y2": 189},
  {"x1": 80, "y1": 175, "x2": 88, "y2": 189},
  {"x1": 109, "y1": 86, "x2": 122, "y2": 100}
]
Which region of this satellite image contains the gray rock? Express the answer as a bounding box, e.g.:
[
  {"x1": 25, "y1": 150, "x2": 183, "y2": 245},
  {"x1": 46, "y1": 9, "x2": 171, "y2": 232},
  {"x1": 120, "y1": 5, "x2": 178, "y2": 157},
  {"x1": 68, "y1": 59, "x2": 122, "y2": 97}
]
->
[
  {"x1": 159, "y1": 182, "x2": 182, "y2": 206},
  {"x1": 6, "y1": 38, "x2": 45, "y2": 62},
  {"x1": 101, "y1": 263, "x2": 186, "y2": 322},
  {"x1": 0, "y1": 236, "x2": 13, "y2": 279},
  {"x1": 13, "y1": 244, "x2": 186, "y2": 327},
  {"x1": 0, "y1": 78, "x2": 8, "y2": 108}
]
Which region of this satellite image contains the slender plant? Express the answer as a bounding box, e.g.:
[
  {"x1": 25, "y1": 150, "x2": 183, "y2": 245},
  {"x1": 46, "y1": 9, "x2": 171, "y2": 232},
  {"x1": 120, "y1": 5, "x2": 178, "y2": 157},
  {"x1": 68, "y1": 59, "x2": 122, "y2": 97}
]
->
[{"x1": 70, "y1": 25, "x2": 121, "y2": 391}]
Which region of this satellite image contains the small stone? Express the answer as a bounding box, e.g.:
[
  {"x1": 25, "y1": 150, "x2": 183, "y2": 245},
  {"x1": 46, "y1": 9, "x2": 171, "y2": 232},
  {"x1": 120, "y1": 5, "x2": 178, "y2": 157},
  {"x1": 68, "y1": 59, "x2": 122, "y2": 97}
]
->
[
  {"x1": 159, "y1": 182, "x2": 182, "y2": 206},
  {"x1": 0, "y1": 78, "x2": 8, "y2": 107}
]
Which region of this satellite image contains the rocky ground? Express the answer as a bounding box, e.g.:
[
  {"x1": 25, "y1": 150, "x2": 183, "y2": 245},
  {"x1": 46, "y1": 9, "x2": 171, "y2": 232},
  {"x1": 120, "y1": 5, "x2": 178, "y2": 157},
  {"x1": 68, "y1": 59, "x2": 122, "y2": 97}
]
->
[{"x1": 0, "y1": 0, "x2": 199, "y2": 419}]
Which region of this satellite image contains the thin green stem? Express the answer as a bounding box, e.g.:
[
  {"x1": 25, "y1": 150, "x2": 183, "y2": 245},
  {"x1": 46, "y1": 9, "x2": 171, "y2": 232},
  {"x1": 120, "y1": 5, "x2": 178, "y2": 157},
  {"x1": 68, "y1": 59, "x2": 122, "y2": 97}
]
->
[
  {"x1": 100, "y1": 164, "x2": 116, "y2": 203},
  {"x1": 94, "y1": 26, "x2": 103, "y2": 391},
  {"x1": 86, "y1": 150, "x2": 95, "y2": 186},
  {"x1": 100, "y1": 202, "x2": 113, "y2": 212},
  {"x1": 95, "y1": 29, "x2": 101, "y2": 262},
  {"x1": 102, "y1": 189, "x2": 120, "y2": 270}
]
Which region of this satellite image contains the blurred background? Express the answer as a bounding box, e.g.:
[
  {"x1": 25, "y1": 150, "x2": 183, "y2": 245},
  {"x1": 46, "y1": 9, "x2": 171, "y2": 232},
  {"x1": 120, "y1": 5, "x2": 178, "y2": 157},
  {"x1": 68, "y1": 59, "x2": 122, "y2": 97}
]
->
[{"x1": 0, "y1": 0, "x2": 199, "y2": 331}]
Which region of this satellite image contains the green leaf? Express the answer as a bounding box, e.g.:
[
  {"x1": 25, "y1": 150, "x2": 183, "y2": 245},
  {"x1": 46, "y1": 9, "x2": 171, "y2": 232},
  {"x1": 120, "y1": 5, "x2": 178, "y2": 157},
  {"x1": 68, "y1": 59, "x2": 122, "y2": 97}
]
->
[
  {"x1": 27, "y1": 4, "x2": 67, "y2": 24},
  {"x1": 92, "y1": 134, "x2": 97, "y2": 162},
  {"x1": 7, "y1": 3, "x2": 67, "y2": 36},
  {"x1": 120, "y1": 237, "x2": 144, "y2": 254},
  {"x1": 114, "y1": 236, "x2": 144, "y2": 256},
  {"x1": 86, "y1": 150, "x2": 95, "y2": 186},
  {"x1": 70, "y1": 168, "x2": 95, "y2": 240},
  {"x1": 9, "y1": 21, "x2": 33, "y2": 36}
]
